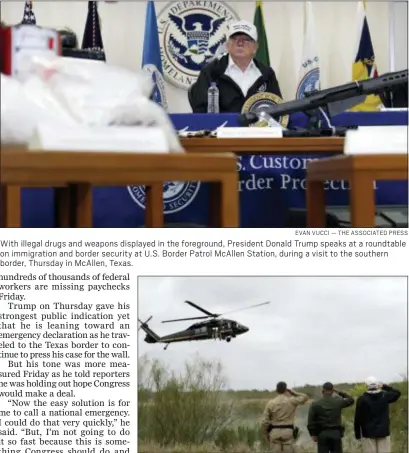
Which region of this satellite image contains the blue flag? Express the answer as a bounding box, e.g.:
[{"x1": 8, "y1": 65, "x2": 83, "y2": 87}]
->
[
  {"x1": 142, "y1": 1, "x2": 168, "y2": 111},
  {"x1": 350, "y1": 1, "x2": 381, "y2": 111}
]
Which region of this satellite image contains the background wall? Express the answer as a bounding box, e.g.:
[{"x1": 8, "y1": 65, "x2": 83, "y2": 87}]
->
[
  {"x1": 391, "y1": 0, "x2": 408, "y2": 70},
  {"x1": 1, "y1": 1, "x2": 407, "y2": 113}
]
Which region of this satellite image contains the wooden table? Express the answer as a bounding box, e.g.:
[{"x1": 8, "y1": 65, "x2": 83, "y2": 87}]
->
[
  {"x1": 181, "y1": 137, "x2": 345, "y2": 154},
  {"x1": 306, "y1": 154, "x2": 408, "y2": 228},
  {"x1": 0, "y1": 138, "x2": 345, "y2": 228},
  {"x1": 0, "y1": 148, "x2": 239, "y2": 228}
]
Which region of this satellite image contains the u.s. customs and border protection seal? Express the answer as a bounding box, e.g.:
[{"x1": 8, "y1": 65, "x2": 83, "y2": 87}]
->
[
  {"x1": 127, "y1": 181, "x2": 201, "y2": 215},
  {"x1": 241, "y1": 92, "x2": 289, "y2": 128},
  {"x1": 142, "y1": 63, "x2": 169, "y2": 111},
  {"x1": 296, "y1": 67, "x2": 320, "y2": 99},
  {"x1": 157, "y1": 1, "x2": 240, "y2": 90}
]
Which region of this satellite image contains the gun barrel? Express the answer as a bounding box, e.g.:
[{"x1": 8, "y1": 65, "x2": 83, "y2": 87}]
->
[
  {"x1": 237, "y1": 69, "x2": 408, "y2": 124},
  {"x1": 361, "y1": 70, "x2": 408, "y2": 95}
]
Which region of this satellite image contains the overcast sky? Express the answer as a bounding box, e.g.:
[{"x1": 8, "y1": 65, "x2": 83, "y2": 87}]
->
[{"x1": 138, "y1": 276, "x2": 407, "y2": 390}]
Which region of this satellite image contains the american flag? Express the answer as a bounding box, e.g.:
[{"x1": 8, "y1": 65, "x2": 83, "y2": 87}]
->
[
  {"x1": 21, "y1": 1, "x2": 36, "y2": 25},
  {"x1": 82, "y1": 1, "x2": 105, "y2": 58}
]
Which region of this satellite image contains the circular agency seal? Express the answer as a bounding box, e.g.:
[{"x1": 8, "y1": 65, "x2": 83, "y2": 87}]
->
[
  {"x1": 242, "y1": 93, "x2": 290, "y2": 128},
  {"x1": 157, "y1": 1, "x2": 240, "y2": 90},
  {"x1": 127, "y1": 181, "x2": 201, "y2": 215},
  {"x1": 296, "y1": 67, "x2": 320, "y2": 99},
  {"x1": 142, "y1": 64, "x2": 169, "y2": 111}
]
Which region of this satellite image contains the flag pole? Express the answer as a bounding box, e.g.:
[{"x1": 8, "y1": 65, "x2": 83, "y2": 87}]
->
[{"x1": 388, "y1": 2, "x2": 395, "y2": 71}]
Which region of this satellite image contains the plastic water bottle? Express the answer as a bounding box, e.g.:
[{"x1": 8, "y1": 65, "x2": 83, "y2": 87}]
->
[{"x1": 207, "y1": 82, "x2": 219, "y2": 113}]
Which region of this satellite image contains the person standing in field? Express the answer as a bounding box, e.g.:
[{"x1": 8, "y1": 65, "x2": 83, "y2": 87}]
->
[
  {"x1": 261, "y1": 381, "x2": 309, "y2": 453},
  {"x1": 307, "y1": 382, "x2": 354, "y2": 453},
  {"x1": 354, "y1": 376, "x2": 401, "y2": 453}
]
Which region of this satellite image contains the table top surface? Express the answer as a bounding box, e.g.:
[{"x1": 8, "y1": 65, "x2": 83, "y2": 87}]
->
[
  {"x1": 0, "y1": 147, "x2": 236, "y2": 172},
  {"x1": 1, "y1": 147, "x2": 239, "y2": 185},
  {"x1": 307, "y1": 153, "x2": 408, "y2": 171},
  {"x1": 181, "y1": 136, "x2": 345, "y2": 153},
  {"x1": 307, "y1": 154, "x2": 408, "y2": 182}
]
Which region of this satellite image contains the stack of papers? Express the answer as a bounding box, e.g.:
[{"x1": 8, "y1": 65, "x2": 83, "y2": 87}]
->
[
  {"x1": 29, "y1": 123, "x2": 170, "y2": 153},
  {"x1": 344, "y1": 126, "x2": 408, "y2": 155},
  {"x1": 380, "y1": 107, "x2": 408, "y2": 112},
  {"x1": 217, "y1": 127, "x2": 283, "y2": 138}
]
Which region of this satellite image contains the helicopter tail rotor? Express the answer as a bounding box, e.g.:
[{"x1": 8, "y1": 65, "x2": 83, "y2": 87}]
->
[
  {"x1": 138, "y1": 316, "x2": 161, "y2": 343},
  {"x1": 138, "y1": 316, "x2": 153, "y2": 331}
]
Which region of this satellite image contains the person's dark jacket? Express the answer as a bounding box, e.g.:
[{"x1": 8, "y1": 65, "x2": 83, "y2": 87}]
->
[
  {"x1": 354, "y1": 385, "x2": 401, "y2": 439},
  {"x1": 307, "y1": 392, "x2": 355, "y2": 437},
  {"x1": 188, "y1": 53, "x2": 282, "y2": 113}
]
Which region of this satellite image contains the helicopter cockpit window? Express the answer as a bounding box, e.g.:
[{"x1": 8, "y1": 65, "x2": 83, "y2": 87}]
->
[{"x1": 193, "y1": 326, "x2": 207, "y2": 334}]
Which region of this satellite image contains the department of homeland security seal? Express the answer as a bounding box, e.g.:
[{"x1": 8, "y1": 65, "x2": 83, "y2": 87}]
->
[
  {"x1": 127, "y1": 181, "x2": 201, "y2": 215},
  {"x1": 157, "y1": 1, "x2": 240, "y2": 89},
  {"x1": 142, "y1": 64, "x2": 169, "y2": 111},
  {"x1": 296, "y1": 67, "x2": 320, "y2": 99},
  {"x1": 242, "y1": 93, "x2": 289, "y2": 128}
]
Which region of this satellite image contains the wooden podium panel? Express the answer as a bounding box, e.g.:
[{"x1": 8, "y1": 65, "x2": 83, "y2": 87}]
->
[{"x1": 181, "y1": 137, "x2": 345, "y2": 154}]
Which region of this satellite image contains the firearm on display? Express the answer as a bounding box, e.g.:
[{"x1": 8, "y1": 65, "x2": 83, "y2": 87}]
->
[{"x1": 238, "y1": 69, "x2": 408, "y2": 127}]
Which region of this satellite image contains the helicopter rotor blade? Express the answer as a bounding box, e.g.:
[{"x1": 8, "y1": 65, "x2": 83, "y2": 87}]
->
[
  {"x1": 220, "y1": 301, "x2": 271, "y2": 316},
  {"x1": 160, "y1": 301, "x2": 270, "y2": 325},
  {"x1": 162, "y1": 315, "x2": 210, "y2": 324},
  {"x1": 185, "y1": 300, "x2": 219, "y2": 317}
]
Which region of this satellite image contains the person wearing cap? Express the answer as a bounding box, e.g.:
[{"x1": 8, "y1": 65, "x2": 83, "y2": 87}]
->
[
  {"x1": 354, "y1": 376, "x2": 401, "y2": 453},
  {"x1": 261, "y1": 381, "x2": 308, "y2": 453},
  {"x1": 307, "y1": 382, "x2": 354, "y2": 453},
  {"x1": 189, "y1": 20, "x2": 282, "y2": 113}
]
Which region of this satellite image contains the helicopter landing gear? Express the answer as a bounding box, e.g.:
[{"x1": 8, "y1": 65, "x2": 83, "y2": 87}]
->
[
  {"x1": 226, "y1": 337, "x2": 231, "y2": 342},
  {"x1": 164, "y1": 343, "x2": 170, "y2": 350}
]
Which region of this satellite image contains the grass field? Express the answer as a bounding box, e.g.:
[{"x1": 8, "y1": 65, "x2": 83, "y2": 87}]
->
[{"x1": 138, "y1": 354, "x2": 408, "y2": 453}]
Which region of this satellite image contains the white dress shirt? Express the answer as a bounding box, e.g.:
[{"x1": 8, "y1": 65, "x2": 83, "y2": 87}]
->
[{"x1": 224, "y1": 55, "x2": 262, "y2": 97}]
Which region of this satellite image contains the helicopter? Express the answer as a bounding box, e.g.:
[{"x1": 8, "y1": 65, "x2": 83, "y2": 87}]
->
[{"x1": 138, "y1": 300, "x2": 270, "y2": 350}]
